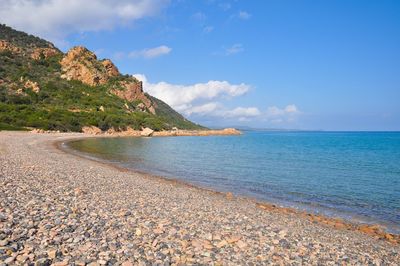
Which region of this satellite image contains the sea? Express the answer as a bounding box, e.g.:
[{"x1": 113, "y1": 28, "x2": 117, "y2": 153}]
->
[{"x1": 67, "y1": 131, "x2": 400, "y2": 233}]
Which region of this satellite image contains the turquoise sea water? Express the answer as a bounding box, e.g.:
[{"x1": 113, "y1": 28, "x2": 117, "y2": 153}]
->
[{"x1": 67, "y1": 131, "x2": 400, "y2": 232}]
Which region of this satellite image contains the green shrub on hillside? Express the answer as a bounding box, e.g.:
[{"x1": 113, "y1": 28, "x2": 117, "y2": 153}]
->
[{"x1": 0, "y1": 24, "x2": 205, "y2": 132}]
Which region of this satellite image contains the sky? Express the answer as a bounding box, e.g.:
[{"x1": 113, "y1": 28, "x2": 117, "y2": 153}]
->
[{"x1": 1, "y1": 0, "x2": 399, "y2": 130}]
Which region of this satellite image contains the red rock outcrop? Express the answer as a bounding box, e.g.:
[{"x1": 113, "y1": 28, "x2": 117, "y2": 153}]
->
[
  {"x1": 60, "y1": 46, "x2": 112, "y2": 86},
  {"x1": 80, "y1": 127, "x2": 242, "y2": 137},
  {"x1": 110, "y1": 80, "x2": 156, "y2": 114},
  {"x1": 152, "y1": 128, "x2": 242, "y2": 137},
  {"x1": 0, "y1": 40, "x2": 22, "y2": 53},
  {"x1": 140, "y1": 127, "x2": 154, "y2": 137},
  {"x1": 82, "y1": 126, "x2": 102, "y2": 135},
  {"x1": 0, "y1": 41, "x2": 60, "y2": 61},
  {"x1": 101, "y1": 59, "x2": 119, "y2": 77},
  {"x1": 30, "y1": 47, "x2": 60, "y2": 60},
  {"x1": 24, "y1": 79, "x2": 40, "y2": 93}
]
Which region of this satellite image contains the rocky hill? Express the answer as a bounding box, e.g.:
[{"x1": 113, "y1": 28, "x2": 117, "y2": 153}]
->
[{"x1": 0, "y1": 24, "x2": 204, "y2": 132}]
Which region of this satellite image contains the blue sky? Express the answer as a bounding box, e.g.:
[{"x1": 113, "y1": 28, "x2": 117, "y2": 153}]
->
[{"x1": 1, "y1": 0, "x2": 399, "y2": 130}]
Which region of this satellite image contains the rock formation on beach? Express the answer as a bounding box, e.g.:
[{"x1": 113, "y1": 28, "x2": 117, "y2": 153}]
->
[{"x1": 79, "y1": 126, "x2": 241, "y2": 137}]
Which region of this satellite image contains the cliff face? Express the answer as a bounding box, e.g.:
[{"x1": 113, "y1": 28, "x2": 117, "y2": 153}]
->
[
  {"x1": 110, "y1": 81, "x2": 156, "y2": 114},
  {"x1": 60, "y1": 46, "x2": 119, "y2": 86}
]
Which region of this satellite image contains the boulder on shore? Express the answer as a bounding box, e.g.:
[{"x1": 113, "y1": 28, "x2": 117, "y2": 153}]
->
[
  {"x1": 141, "y1": 127, "x2": 154, "y2": 137},
  {"x1": 82, "y1": 126, "x2": 102, "y2": 135}
]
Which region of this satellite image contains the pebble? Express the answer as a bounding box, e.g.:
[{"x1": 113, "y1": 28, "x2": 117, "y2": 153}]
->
[
  {"x1": 4, "y1": 257, "x2": 15, "y2": 264},
  {"x1": 0, "y1": 132, "x2": 399, "y2": 265},
  {"x1": 34, "y1": 258, "x2": 51, "y2": 266}
]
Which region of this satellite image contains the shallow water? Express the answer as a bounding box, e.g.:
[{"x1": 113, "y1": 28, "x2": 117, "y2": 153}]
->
[{"x1": 68, "y1": 131, "x2": 400, "y2": 233}]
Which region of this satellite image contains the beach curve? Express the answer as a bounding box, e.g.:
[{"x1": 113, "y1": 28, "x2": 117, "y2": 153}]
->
[{"x1": 0, "y1": 131, "x2": 399, "y2": 265}]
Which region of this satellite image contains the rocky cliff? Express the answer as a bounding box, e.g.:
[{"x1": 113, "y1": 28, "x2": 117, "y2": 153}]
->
[
  {"x1": 60, "y1": 46, "x2": 118, "y2": 86},
  {"x1": 110, "y1": 81, "x2": 156, "y2": 114}
]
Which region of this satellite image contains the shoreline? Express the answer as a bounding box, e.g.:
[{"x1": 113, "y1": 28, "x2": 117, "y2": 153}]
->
[
  {"x1": 60, "y1": 135, "x2": 400, "y2": 244},
  {"x1": 77, "y1": 126, "x2": 242, "y2": 137},
  {"x1": 1, "y1": 131, "x2": 399, "y2": 264}
]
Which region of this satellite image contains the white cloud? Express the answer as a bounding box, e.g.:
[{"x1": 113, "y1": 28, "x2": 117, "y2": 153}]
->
[
  {"x1": 132, "y1": 74, "x2": 301, "y2": 124},
  {"x1": 0, "y1": 0, "x2": 169, "y2": 44},
  {"x1": 134, "y1": 74, "x2": 250, "y2": 108},
  {"x1": 266, "y1": 105, "x2": 299, "y2": 116},
  {"x1": 185, "y1": 102, "x2": 219, "y2": 116},
  {"x1": 132, "y1": 74, "x2": 302, "y2": 125},
  {"x1": 133, "y1": 74, "x2": 253, "y2": 117},
  {"x1": 285, "y1": 104, "x2": 299, "y2": 113},
  {"x1": 184, "y1": 103, "x2": 261, "y2": 120},
  {"x1": 265, "y1": 105, "x2": 301, "y2": 123},
  {"x1": 129, "y1": 45, "x2": 172, "y2": 59},
  {"x1": 223, "y1": 107, "x2": 261, "y2": 118},
  {"x1": 225, "y1": 43, "x2": 243, "y2": 55},
  {"x1": 238, "y1": 11, "x2": 251, "y2": 20}
]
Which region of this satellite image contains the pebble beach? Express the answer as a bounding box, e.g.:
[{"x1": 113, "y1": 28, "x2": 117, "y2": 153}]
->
[{"x1": 0, "y1": 131, "x2": 399, "y2": 265}]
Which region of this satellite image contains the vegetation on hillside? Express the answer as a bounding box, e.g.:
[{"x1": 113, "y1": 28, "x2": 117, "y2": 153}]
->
[
  {"x1": 0, "y1": 24, "x2": 56, "y2": 49},
  {"x1": 0, "y1": 24, "x2": 204, "y2": 132}
]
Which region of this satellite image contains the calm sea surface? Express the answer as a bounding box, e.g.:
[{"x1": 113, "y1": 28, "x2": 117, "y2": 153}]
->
[{"x1": 67, "y1": 131, "x2": 400, "y2": 232}]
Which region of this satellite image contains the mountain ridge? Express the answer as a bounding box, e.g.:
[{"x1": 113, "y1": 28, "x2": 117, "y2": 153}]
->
[{"x1": 0, "y1": 24, "x2": 205, "y2": 132}]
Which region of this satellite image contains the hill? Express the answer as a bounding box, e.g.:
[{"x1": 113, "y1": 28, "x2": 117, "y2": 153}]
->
[{"x1": 0, "y1": 24, "x2": 204, "y2": 132}]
